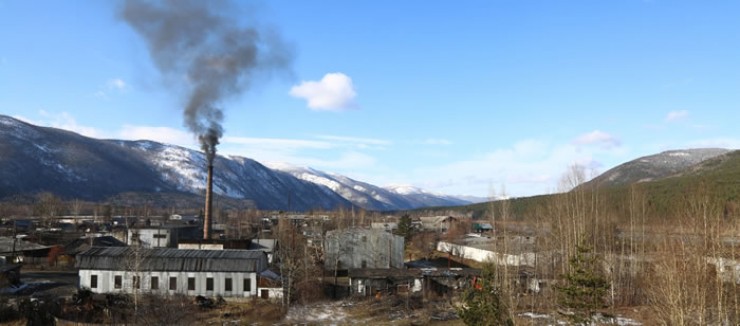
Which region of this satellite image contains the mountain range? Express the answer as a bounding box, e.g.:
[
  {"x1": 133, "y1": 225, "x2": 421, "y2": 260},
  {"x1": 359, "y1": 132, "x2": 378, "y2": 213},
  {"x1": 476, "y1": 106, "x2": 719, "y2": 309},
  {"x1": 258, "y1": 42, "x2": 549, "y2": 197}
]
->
[
  {"x1": 0, "y1": 115, "x2": 473, "y2": 211},
  {"x1": 580, "y1": 148, "x2": 731, "y2": 189}
]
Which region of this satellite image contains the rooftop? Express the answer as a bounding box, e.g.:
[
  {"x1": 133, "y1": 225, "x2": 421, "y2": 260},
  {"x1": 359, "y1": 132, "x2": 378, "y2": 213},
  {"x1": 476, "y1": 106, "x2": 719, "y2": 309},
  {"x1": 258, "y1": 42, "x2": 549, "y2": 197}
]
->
[{"x1": 75, "y1": 247, "x2": 267, "y2": 273}]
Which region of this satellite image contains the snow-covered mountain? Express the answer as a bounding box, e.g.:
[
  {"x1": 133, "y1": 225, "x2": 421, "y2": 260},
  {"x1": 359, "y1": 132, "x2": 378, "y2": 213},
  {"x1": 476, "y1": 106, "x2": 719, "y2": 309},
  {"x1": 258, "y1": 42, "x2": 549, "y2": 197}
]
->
[
  {"x1": 265, "y1": 163, "x2": 471, "y2": 211},
  {"x1": 0, "y1": 115, "x2": 470, "y2": 211}
]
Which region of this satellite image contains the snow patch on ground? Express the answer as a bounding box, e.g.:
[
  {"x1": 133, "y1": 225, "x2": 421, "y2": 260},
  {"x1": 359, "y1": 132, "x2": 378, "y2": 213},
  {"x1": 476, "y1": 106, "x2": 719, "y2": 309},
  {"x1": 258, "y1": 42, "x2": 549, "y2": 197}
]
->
[
  {"x1": 284, "y1": 301, "x2": 350, "y2": 324},
  {"x1": 517, "y1": 312, "x2": 643, "y2": 325}
]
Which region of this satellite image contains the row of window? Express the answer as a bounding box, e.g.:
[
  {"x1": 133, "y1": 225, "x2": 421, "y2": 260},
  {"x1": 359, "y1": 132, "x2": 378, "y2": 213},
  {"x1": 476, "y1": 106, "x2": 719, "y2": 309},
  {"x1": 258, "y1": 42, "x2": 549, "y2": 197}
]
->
[{"x1": 90, "y1": 274, "x2": 251, "y2": 292}]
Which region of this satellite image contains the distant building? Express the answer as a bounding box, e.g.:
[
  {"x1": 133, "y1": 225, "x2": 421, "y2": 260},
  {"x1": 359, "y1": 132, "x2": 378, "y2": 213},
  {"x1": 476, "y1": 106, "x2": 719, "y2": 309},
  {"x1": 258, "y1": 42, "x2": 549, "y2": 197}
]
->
[
  {"x1": 418, "y1": 216, "x2": 456, "y2": 232},
  {"x1": 437, "y1": 235, "x2": 544, "y2": 267},
  {"x1": 324, "y1": 229, "x2": 404, "y2": 270},
  {"x1": 128, "y1": 227, "x2": 173, "y2": 248},
  {"x1": 472, "y1": 223, "x2": 494, "y2": 234},
  {"x1": 127, "y1": 225, "x2": 201, "y2": 248},
  {"x1": 370, "y1": 222, "x2": 398, "y2": 233},
  {"x1": 0, "y1": 236, "x2": 50, "y2": 264},
  {"x1": 249, "y1": 239, "x2": 277, "y2": 264},
  {"x1": 76, "y1": 247, "x2": 268, "y2": 298},
  {"x1": 63, "y1": 235, "x2": 127, "y2": 266},
  {"x1": 177, "y1": 239, "x2": 251, "y2": 251}
]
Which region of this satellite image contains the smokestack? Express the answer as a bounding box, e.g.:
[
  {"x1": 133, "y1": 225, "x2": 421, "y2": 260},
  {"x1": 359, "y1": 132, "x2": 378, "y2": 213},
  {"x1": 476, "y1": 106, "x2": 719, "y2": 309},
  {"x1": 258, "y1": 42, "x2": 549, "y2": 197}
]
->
[
  {"x1": 204, "y1": 163, "x2": 214, "y2": 240},
  {"x1": 119, "y1": 1, "x2": 292, "y2": 236},
  {"x1": 200, "y1": 129, "x2": 218, "y2": 240}
]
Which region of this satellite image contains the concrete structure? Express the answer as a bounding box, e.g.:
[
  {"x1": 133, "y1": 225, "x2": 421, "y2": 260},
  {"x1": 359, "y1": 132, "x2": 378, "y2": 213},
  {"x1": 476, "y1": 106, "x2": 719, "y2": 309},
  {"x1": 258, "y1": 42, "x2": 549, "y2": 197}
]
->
[
  {"x1": 418, "y1": 216, "x2": 456, "y2": 232},
  {"x1": 371, "y1": 222, "x2": 398, "y2": 232},
  {"x1": 177, "y1": 239, "x2": 251, "y2": 251},
  {"x1": 437, "y1": 236, "x2": 542, "y2": 267},
  {"x1": 127, "y1": 225, "x2": 201, "y2": 248},
  {"x1": 0, "y1": 236, "x2": 50, "y2": 264},
  {"x1": 707, "y1": 257, "x2": 740, "y2": 284},
  {"x1": 128, "y1": 227, "x2": 174, "y2": 248},
  {"x1": 324, "y1": 229, "x2": 404, "y2": 270},
  {"x1": 347, "y1": 267, "x2": 481, "y2": 298},
  {"x1": 76, "y1": 247, "x2": 268, "y2": 298},
  {"x1": 249, "y1": 239, "x2": 277, "y2": 264}
]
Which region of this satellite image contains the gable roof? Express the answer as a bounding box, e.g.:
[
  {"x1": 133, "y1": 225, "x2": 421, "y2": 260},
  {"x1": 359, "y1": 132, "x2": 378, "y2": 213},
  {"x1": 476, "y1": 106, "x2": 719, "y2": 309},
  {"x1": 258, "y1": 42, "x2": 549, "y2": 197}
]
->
[
  {"x1": 64, "y1": 236, "x2": 127, "y2": 256},
  {"x1": 75, "y1": 247, "x2": 267, "y2": 273},
  {"x1": 0, "y1": 237, "x2": 50, "y2": 255},
  {"x1": 419, "y1": 216, "x2": 454, "y2": 225}
]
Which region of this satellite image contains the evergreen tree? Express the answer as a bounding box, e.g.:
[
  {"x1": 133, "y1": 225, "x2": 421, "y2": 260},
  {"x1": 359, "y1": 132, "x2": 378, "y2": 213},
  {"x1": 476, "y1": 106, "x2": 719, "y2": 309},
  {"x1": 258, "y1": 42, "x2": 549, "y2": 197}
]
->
[
  {"x1": 395, "y1": 214, "x2": 413, "y2": 240},
  {"x1": 556, "y1": 244, "x2": 610, "y2": 323},
  {"x1": 456, "y1": 264, "x2": 514, "y2": 326}
]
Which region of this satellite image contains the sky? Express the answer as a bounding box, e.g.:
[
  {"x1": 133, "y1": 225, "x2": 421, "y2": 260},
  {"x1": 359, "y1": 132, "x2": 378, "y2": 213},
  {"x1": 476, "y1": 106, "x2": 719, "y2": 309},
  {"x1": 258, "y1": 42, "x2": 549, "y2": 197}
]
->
[{"x1": 1, "y1": 0, "x2": 739, "y2": 198}]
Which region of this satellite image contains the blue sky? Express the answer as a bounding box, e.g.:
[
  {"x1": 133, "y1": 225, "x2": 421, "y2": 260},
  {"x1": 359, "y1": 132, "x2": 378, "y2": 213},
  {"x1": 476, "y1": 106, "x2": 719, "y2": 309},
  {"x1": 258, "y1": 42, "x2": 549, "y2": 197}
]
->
[{"x1": 1, "y1": 0, "x2": 739, "y2": 198}]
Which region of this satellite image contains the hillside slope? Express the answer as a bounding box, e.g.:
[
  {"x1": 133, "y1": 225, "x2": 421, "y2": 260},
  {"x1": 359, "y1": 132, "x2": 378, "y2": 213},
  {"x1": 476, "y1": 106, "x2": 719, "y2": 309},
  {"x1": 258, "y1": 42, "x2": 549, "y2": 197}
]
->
[{"x1": 0, "y1": 115, "x2": 469, "y2": 211}]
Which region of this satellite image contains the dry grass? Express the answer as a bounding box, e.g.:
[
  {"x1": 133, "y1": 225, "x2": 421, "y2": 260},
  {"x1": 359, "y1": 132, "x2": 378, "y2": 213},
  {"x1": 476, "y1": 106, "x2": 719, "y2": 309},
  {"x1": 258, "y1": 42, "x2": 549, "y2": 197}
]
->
[{"x1": 198, "y1": 299, "x2": 285, "y2": 325}]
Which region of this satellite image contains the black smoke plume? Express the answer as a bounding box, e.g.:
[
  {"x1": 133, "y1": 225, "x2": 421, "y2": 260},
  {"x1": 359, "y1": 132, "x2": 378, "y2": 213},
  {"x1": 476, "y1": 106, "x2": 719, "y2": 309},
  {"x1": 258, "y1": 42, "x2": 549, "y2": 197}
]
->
[{"x1": 120, "y1": 0, "x2": 291, "y2": 163}]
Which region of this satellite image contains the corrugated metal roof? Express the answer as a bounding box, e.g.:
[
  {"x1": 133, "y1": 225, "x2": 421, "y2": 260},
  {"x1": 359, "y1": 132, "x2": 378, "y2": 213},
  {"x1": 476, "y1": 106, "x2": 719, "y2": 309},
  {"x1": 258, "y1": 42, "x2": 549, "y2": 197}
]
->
[
  {"x1": 0, "y1": 236, "x2": 50, "y2": 255},
  {"x1": 75, "y1": 247, "x2": 267, "y2": 273}
]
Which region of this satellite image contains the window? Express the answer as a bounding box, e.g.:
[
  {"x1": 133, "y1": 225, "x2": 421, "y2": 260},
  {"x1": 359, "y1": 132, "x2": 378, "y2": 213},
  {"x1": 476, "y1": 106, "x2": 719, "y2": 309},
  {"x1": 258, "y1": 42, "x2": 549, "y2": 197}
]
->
[
  {"x1": 133, "y1": 276, "x2": 140, "y2": 289},
  {"x1": 206, "y1": 277, "x2": 214, "y2": 291},
  {"x1": 114, "y1": 275, "x2": 122, "y2": 289},
  {"x1": 361, "y1": 260, "x2": 367, "y2": 268},
  {"x1": 153, "y1": 234, "x2": 167, "y2": 239},
  {"x1": 188, "y1": 277, "x2": 195, "y2": 291},
  {"x1": 243, "y1": 278, "x2": 251, "y2": 292},
  {"x1": 90, "y1": 275, "x2": 98, "y2": 289},
  {"x1": 169, "y1": 277, "x2": 177, "y2": 290},
  {"x1": 151, "y1": 276, "x2": 159, "y2": 290},
  {"x1": 225, "y1": 278, "x2": 232, "y2": 292}
]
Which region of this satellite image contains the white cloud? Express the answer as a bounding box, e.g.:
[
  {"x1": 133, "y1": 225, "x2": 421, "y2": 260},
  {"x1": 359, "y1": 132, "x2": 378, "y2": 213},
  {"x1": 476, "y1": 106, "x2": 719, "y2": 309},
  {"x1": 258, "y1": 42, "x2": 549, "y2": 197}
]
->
[
  {"x1": 302, "y1": 151, "x2": 378, "y2": 170},
  {"x1": 573, "y1": 130, "x2": 621, "y2": 149},
  {"x1": 219, "y1": 134, "x2": 390, "y2": 161},
  {"x1": 95, "y1": 78, "x2": 128, "y2": 99},
  {"x1": 107, "y1": 78, "x2": 127, "y2": 91},
  {"x1": 222, "y1": 136, "x2": 333, "y2": 150},
  {"x1": 118, "y1": 125, "x2": 195, "y2": 147},
  {"x1": 16, "y1": 111, "x2": 104, "y2": 138},
  {"x1": 289, "y1": 73, "x2": 357, "y2": 111},
  {"x1": 406, "y1": 138, "x2": 624, "y2": 197},
  {"x1": 315, "y1": 135, "x2": 389, "y2": 149},
  {"x1": 666, "y1": 110, "x2": 689, "y2": 122}
]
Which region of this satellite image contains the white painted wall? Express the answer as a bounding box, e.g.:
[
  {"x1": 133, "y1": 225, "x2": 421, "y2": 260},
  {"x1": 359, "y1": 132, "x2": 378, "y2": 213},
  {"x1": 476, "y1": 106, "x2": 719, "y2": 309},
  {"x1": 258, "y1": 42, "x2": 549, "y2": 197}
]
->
[
  {"x1": 259, "y1": 287, "x2": 283, "y2": 301},
  {"x1": 79, "y1": 269, "x2": 258, "y2": 297},
  {"x1": 128, "y1": 228, "x2": 172, "y2": 248},
  {"x1": 177, "y1": 243, "x2": 224, "y2": 250},
  {"x1": 437, "y1": 241, "x2": 537, "y2": 267}
]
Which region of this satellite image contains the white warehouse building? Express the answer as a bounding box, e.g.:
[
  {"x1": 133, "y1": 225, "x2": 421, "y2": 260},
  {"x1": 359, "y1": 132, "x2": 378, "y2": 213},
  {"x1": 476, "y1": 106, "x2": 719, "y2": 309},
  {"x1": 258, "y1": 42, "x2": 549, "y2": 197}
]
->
[{"x1": 75, "y1": 247, "x2": 268, "y2": 298}]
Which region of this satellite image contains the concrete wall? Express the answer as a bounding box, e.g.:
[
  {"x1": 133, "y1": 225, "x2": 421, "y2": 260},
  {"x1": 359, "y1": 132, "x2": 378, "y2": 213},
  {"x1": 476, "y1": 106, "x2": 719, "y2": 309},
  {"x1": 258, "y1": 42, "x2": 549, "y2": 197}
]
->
[
  {"x1": 79, "y1": 269, "x2": 257, "y2": 298},
  {"x1": 324, "y1": 230, "x2": 404, "y2": 270},
  {"x1": 177, "y1": 243, "x2": 224, "y2": 250},
  {"x1": 437, "y1": 241, "x2": 537, "y2": 267},
  {"x1": 128, "y1": 228, "x2": 173, "y2": 248}
]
